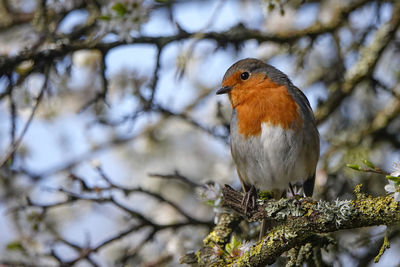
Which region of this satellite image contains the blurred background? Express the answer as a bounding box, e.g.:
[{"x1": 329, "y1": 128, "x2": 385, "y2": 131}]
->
[{"x1": 0, "y1": 0, "x2": 399, "y2": 266}]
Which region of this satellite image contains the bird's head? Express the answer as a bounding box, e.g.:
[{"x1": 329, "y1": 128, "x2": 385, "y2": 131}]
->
[{"x1": 217, "y1": 58, "x2": 291, "y2": 108}]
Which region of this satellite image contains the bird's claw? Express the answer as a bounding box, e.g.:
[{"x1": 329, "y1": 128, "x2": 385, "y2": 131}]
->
[{"x1": 241, "y1": 185, "x2": 257, "y2": 215}]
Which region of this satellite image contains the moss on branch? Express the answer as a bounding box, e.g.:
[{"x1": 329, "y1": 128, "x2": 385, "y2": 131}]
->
[{"x1": 181, "y1": 184, "x2": 400, "y2": 266}]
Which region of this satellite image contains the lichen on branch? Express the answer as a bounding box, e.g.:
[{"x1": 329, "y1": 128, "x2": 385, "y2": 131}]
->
[{"x1": 181, "y1": 184, "x2": 400, "y2": 267}]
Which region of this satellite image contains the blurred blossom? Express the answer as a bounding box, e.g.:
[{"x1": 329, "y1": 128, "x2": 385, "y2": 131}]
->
[
  {"x1": 197, "y1": 183, "x2": 221, "y2": 205},
  {"x1": 98, "y1": 0, "x2": 151, "y2": 41},
  {"x1": 224, "y1": 235, "x2": 253, "y2": 258},
  {"x1": 90, "y1": 159, "x2": 101, "y2": 168},
  {"x1": 262, "y1": 4, "x2": 295, "y2": 32},
  {"x1": 384, "y1": 180, "x2": 400, "y2": 202},
  {"x1": 210, "y1": 244, "x2": 224, "y2": 260},
  {"x1": 239, "y1": 240, "x2": 254, "y2": 255},
  {"x1": 391, "y1": 162, "x2": 400, "y2": 177},
  {"x1": 72, "y1": 49, "x2": 102, "y2": 70},
  {"x1": 196, "y1": 183, "x2": 224, "y2": 224}
]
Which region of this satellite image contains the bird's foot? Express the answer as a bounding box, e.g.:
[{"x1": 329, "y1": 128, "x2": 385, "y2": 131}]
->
[
  {"x1": 241, "y1": 185, "x2": 257, "y2": 215},
  {"x1": 288, "y1": 183, "x2": 304, "y2": 199},
  {"x1": 288, "y1": 183, "x2": 303, "y2": 207}
]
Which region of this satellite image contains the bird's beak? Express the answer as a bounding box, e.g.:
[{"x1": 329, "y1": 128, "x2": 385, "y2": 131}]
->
[{"x1": 216, "y1": 86, "x2": 232, "y2": 95}]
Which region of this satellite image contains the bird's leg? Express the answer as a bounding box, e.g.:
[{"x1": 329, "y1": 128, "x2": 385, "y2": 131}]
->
[
  {"x1": 241, "y1": 184, "x2": 257, "y2": 215},
  {"x1": 288, "y1": 182, "x2": 302, "y2": 208},
  {"x1": 237, "y1": 170, "x2": 248, "y2": 193},
  {"x1": 288, "y1": 182, "x2": 296, "y2": 197},
  {"x1": 237, "y1": 171, "x2": 257, "y2": 214}
]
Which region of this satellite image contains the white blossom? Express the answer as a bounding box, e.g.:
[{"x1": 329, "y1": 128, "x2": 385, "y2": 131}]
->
[
  {"x1": 239, "y1": 240, "x2": 254, "y2": 255},
  {"x1": 196, "y1": 183, "x2": 224, "y2": 223},
  {"x1": 197, "y1": 183, "x2": 222, "y2": 203},
  {"x1": 390, "y1": 162, "x2": 400, "y2": 177},
  {"x1": 384, "y1": 180, "x2": 400, "y2": 202},
  {"x1": 98, "y1": 0, "x2": 151, "y2": 41}
]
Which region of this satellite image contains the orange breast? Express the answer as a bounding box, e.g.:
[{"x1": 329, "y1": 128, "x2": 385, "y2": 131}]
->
[{"x1": 226, "y1": 73, "x2": 302, "y2": 137}]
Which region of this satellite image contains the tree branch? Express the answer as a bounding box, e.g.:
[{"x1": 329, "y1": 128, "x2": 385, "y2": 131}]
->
[
  {"x1": 315, "y1": 1, "x2": 400, "y2": 124},
  {"x1": 182, "y1": 185, "x2": 400, "y2": 266}
]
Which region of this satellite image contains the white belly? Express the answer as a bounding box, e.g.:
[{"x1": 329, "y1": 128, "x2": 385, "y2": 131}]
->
[{"x1": 231, "y1": 121, "x2": 316, "y2": 191}]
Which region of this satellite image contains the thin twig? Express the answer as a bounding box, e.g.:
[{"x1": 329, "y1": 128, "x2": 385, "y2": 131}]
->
[
  {"x1": 0, "y1": 66, "x2": 50, "y2": 167},
  {"x1": 149, "y1": 170, "x2": 201, "y2": 188}
]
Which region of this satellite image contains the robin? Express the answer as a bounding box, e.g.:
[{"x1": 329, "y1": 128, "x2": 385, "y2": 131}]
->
[{"x1": 216, "y1": 58, "x2": 320, "y2": 239}]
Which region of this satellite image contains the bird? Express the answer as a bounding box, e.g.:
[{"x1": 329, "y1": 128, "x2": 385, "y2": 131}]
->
[{"x1": 216, "y1": 58, "x2": 320, "y2": 239}]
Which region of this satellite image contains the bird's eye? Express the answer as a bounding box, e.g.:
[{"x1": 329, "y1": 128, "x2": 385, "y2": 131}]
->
[{"x1": 240, "y1": 72, "x2": 250, "y2": 80}]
